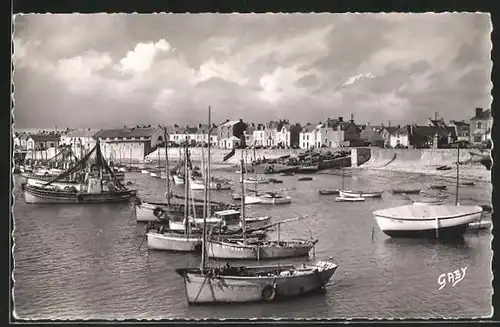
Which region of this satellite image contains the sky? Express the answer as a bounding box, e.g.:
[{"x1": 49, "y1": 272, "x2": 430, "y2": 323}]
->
[{"x1": 12, "y1": 13, "x2": 492, "y2": 129}]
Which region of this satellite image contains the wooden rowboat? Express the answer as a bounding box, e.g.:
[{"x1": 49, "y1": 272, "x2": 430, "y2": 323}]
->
[
  {"x1": 335, "y1": 196, "x2": 365, "y2": 202},
  {"x1": 340, "y1": 190, "x2": 383, "y2": 198}
]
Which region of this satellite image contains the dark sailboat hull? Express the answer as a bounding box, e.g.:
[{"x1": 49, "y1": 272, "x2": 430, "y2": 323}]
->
[{"x1": 23, "y1": 185, "x2": 136, "y2": 204}]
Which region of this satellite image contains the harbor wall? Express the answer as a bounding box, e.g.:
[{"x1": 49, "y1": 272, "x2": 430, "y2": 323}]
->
[
  {"x1": 357, "y1": 148, "x2": 474, "y2": 168},
  {"x1": 145, "y1": 147, "x2": 348, "y2": 165}
]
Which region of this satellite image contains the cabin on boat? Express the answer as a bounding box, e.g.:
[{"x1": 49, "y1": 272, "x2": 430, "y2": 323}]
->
[{"x1": 213, "y1": 209, "x2": 242, "y2": 225}]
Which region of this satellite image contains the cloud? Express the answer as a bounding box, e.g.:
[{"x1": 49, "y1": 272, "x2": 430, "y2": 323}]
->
[
  {"x1": 116, "y1": 39, "x2": 172, "y2": 74},
  {"x1": 12, "y1": 13, "x2": 492, "y2": 129},
  {"x1": 343, "y1": 72, "x2": 375, "y2": 86}
]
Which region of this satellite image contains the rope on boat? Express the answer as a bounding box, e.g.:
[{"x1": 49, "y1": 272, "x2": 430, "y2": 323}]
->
[{"x1": 193, "y1": 271, "x2": 212, "y2": 303}]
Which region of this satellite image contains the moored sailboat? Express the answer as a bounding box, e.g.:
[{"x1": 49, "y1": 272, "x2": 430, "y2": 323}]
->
[
  {"x1": 176, "y1": 106, "x2": 338, "y2": 304},
  {"x1": 207, "y1": 157, "x2": 315, "y2": 260}
]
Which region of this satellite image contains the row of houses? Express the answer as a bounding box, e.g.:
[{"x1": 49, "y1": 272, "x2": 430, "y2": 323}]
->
[
  {"x1": 13, "y1": 107, "x2": 492, "y2": 160},
  {"x1": 359, "y1": 108, "x2": 492, "y2": 149}
]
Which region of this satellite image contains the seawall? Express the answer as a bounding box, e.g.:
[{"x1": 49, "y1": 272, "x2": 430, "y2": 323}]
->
[
  {"x1": 350, "y1": 147, "x2": 490, "y2": 183},
  {"x1": 357, "y1": 147, "x2": 474, "y2": 168},
  {"x1": 145, "y1": 147, "x2": 348, "y2": 165}
]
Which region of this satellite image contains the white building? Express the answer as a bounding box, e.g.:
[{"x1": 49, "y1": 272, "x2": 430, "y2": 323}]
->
[
  {"x1": 94, "y1": 125, "x2": 164, "y2": 162},
  {"x1": 60, "y1": 129, "x2": 99, "y2": 157},
  {"x1": 299, "y1": 124, "x2": 317, "y2": 149},
  {"x1": 252, "y1": 124, "x2": 266, "y2": 147}
]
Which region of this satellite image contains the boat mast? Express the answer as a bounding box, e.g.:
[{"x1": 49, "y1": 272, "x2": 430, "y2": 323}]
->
[
  {"x1": 341, "y1": 167, "x2": 345, "y2": 190},
  {"x1": 201, "y1": 106, "x2": 211, "y2": 270},
  {"x1": 184, "y1": 141, "x2": 190, "y2": 238},
  {"x1": 240, "y1": 152, "x2": 247, "y2": 245},
  {"x1": 164, "y1": 127, "x2": 171, "y2": 206},
  {"x1": 253, "y1": 145, "x2": 257, "y2": 194},
  {"x1": 455, "y1": 143, "x2": 460, "y2": 206},
  {"x1": 207, "y1": 106, "x2": 212, "y2": 216}
]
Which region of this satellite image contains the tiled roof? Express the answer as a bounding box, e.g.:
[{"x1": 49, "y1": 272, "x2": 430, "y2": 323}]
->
[
  {"x1": 29, "y1": 134, "x2": 61, "y2": 141},
  {"x1": 65, "y1": 129, "x2": 99, "y2": 138},
  {"x1": 220, "y1": 120, "x2": 240, "y2": 127},
  {"x1": 127, "y1": 127, "x2": 161, "y2": 138},
  {"x1": 94, "y1": 128, "x2": 134, "y2": 139},
  {"x1": 301, "y1": 124, "x2": 316, "y2": 133},
  {"x1": 412, "y1": 125, "x2": 449, "y2": 138},
  {"x1": 360, "y1": 129, "x2": 384, "y2": 142},
  {"x1": 382, "y1": 126, "x2": 400, "y2": 135}
]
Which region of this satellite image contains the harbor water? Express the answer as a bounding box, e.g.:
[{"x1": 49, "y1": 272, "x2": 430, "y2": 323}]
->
[{"x1": 12, "y1": 169, "x2": 492, "y2": 319}]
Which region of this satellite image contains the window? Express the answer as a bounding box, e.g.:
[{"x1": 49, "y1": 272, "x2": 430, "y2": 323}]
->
[
  {"x1": 477, "y1": 122, "x2": 482, "y2": 129},
  {"x1": 462, "y1": 131, "x2": 468, "y2": 137},
  {"x1": 474, "y1": 136, "x2": 482, "y2": 143}
]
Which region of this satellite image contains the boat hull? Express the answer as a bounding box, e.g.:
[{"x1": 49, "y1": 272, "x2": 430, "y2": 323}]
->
[
  {"x1": 374, "y1": 206, "x2": 482, "y2": 239},
  {"x1": 340, "y1": 190, "x2": 382, "y2": 198},
  {"x1": 207, "y1": 240, "x2": 314, "y2": 260},
  {"x1": 25, "y1": 177, "x2": 84, "y2": 191},
  {"x1": 176, "y1": 261, "x2": 337, "y2": 303},
  {"x1": 23, "y1": 186, "x2": 135, "y2": 204},
  {"x1": 147, "y1": 232, "x2": 201, "y2": 252}
]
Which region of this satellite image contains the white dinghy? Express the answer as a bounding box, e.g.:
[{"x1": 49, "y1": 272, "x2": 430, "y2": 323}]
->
[{"x1": 373, "y1": 204, "x2": 483, "y2": 238}]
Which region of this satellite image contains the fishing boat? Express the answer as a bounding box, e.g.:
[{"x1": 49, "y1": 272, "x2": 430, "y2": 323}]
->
[
  {"x1": 23, "y1": 142, "x2": 136, "y2": 204},
  {"x1": 175, "y1": 260, "x2": 338, "y2": 304},
  {"x1": 135, "y1": 198, "x2": 233, "y2": 222},
  {"x1": 141, "y1": 168, "x2": 150, "y2": 174},
  {"x1": 461, "y1": 181, "x2": 476, "y2": 186},
  {"x1": 169, "y1": 210, "x2": 271, "y2": 232},
  {"x1": 280, "y1": 172, "x2": 295, "y2": 176},
  {"x1": 190, "y1": 178, "x2": 232, "y2": 191},
  {"x1": 392, "y1": 188, "x2": 421, "y2": 195},
  {"x1": 207, "y1": 158, "x2": 313, "y2": 260},
  {"x1": 241, "y1": 176, "x2": 269, "y2": 185},
  {"x1": 147, "y1": 229, "x2": 202, "y2": 252},
  {"x1": 335, "y1": 196, "x2": 365, "y2": 202},
  {"x1": 339, "y1": 190, "x2": 383, "y2": 198},
  {"x1": 298, "y1": 177, "x2": 313, "y2": 181},
  {"x1": 268, "y1": 178, "x2": 283, "y2": 184},
  {"x1": 146, "y1": 148, "x2": 202, "y2": 252},
  {"x1": 430, "y1": 185, "x2": 447, "y2": 190},
  {"x1": 244, "y1": 191, "x2": 292, "y2": 205},
  {"x1": 176, "y1": 106, "x2": 338, "y2": 304},
  {"x1": 318, "y1": 189, "x2": 340, "y2": 196},
  {"x1": 374, "y1": 145, "x2": 483, "y2": 239}
]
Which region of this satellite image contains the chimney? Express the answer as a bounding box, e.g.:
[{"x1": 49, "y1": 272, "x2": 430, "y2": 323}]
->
[
  {"x1": 397, "y1": 125, "x2": 401, "y2": 129},
  {"x1": 350, "y1": 113, "x2": 354, "y2": 123},
  {"x1": 338, "y1": 117, "x2": 343, "y2": 122},
  {"x1": 434, "y1": 112, "x2": 438, "y2": 121},
  {"x1": 198, "y1": 123, "x2": 202, "y2": 128},
  {"x1": 475, "y1": 108, "x2": 483, "y2": 117},
  {"x1": 239, "y1": 118, "x2": 243, "y2": 123}
]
